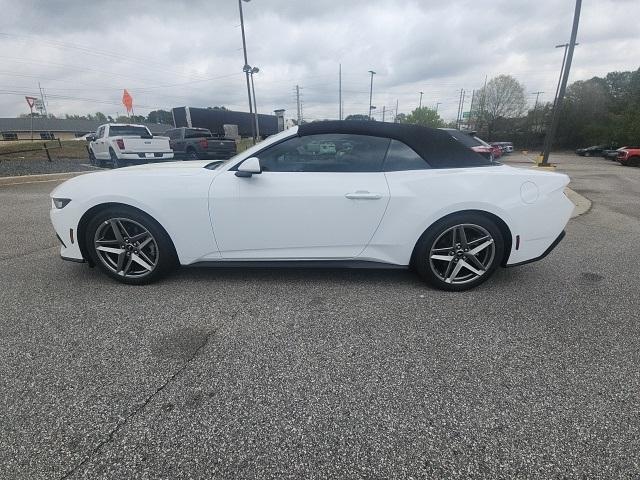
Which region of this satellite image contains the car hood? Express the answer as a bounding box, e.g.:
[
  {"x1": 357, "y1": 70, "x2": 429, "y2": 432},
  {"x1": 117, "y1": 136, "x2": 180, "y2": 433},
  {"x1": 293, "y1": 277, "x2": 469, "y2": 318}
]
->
[{"x1": 50, "y1": 160, "x2": 221, "y2": 199}]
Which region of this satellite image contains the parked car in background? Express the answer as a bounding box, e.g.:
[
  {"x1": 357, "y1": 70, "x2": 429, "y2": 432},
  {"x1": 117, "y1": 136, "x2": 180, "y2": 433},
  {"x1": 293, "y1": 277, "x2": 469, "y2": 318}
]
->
[
  {"x1": 165, "y1": 127, "x2": 237, "y2": 160},
  {"x1": 576, "y1": 145, "x2": 610, "y2": 157},
  {"x1": 441, "y1": 129, "x2": 495, "y2": 162},
  {"x1": 617, "y1": 147, "x2": 640, "y2": 166},
  {"x1": 602, "y1": 147, "x2": 624, "y2": 160},
  {"x1": 493, "y1": 142, "x2": 514, "y2": 153},
  {"x1": 489, "y1": 143, "x2": 503, "y2": 159},
  {"x1": 88, "y1": 124, "x2": 173, "y2": 168}
]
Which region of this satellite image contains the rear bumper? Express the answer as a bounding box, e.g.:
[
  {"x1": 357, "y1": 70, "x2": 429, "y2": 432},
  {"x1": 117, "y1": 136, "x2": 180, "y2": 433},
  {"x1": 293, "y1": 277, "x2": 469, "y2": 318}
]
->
[
  {"x1": 506, "y1": 231, "x2": 565, "y2": 267},
  {"x1": 119, "y1": 152, "x2": 174, "y2": 162}
]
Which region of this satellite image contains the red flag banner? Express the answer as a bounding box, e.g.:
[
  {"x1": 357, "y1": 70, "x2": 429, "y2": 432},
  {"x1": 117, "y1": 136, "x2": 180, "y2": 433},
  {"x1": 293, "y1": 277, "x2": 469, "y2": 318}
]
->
[{"x1": 122, "y1": 89, "x2": 133, "y2": 113}]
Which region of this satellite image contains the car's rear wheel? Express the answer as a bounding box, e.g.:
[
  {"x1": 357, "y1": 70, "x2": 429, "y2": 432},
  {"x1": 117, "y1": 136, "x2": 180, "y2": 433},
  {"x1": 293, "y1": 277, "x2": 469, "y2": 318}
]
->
[
  {"x1": 110, "y1": 148, "x2": 124, "y2": 168},
  {"x1": 85, "y1": 207, "x2": 177, "y2": 284},
  {"x1": 414, "y1": 213, "x2": 504, "y2": 291},
  {"x1": 186, "y1": 148, "x2": 199, "y2": 160}
]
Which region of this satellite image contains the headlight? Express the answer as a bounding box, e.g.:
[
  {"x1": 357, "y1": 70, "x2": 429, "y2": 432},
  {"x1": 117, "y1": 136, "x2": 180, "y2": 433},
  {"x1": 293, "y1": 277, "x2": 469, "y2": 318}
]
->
[{"x1": 52, "y1": 198, "x2": 71, "y2": 209}]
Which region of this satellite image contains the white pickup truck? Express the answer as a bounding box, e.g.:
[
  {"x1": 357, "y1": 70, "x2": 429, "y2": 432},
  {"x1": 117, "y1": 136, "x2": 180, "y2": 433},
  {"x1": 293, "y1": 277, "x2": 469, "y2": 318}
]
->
[{"x1": 88, "y1": 123, "x2": 173, "y2": 168}]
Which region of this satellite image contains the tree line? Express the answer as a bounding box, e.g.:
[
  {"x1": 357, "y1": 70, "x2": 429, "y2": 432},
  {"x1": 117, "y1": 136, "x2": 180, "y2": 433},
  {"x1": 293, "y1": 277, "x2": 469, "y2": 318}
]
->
[{"x1": 362, "y1": 68, "x2": 639, "y2": 149}]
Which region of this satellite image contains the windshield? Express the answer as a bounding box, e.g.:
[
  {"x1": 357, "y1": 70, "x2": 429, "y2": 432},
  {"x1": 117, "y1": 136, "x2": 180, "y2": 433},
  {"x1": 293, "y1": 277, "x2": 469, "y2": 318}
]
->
[
  {"x1": 185, "y1": 128, "x2": 212, "y2": 138},
  {"x1": 205, "y1": 128, "x2": 298, "y2": 170},
  {"x1": 109, "y1": 126, "x2": 152, "y2": 137}
]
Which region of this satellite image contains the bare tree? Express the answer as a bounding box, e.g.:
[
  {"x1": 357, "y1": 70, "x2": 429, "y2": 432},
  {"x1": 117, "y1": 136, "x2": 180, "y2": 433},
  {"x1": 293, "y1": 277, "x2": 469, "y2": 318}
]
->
[{"x1": 475, "y1": 75, "x2": 526, "y2": 138}]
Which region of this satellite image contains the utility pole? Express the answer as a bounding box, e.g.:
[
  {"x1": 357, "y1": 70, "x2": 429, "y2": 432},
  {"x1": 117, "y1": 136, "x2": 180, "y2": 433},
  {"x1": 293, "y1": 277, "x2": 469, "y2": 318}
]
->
[
  {"x1": 526, "y1": 91, "x2": 544, "y2": 149},
  {"x1": 435, "y1": 102, "x2": 441, "y2": 113},
  {"x1": 238, "y1": 0, "x2": 256, "y2": 143},
  {"x1": 382, "y1": 106, "x2": 386, "y2": 122},
  {"x1": 419, "y1": 91, "x2": 423, "y2": 109},
  {"x1": 541, "y1": 0, "x2": 581, "y2": 166},
  {"x1": 339, "y1": 63, "x2": 342, "y2": 120},
  {"x1": 38, "y1": 82, "x2": 48, "y2": 117},
  {"x1": 468, "y1": 89, "x2": 476, "y2": 129},
  {"x1": 456, "y1": 88, "x2": 465, "y2": 129},
  {"x1": 478, "y1": 75, "x2": 488, "y2": 131},
  {"x1": 368, "y1": 70, "x2": 376, "y2": 120},
  {"x1": 552, "y1": 42, "x2": 579, "y2": 110},
  {"x1": 295, "y1": 84, "x2": 302, "y2": 125},
  {"x1": 461, "y1": 89, "x2": 466, "y2": 128},
  {"x1": 395, "y1": 99, "x2": 399, "y2": 122},
  {"x1": 250, "y1": 67, "x2": 260, "y2": 139}
]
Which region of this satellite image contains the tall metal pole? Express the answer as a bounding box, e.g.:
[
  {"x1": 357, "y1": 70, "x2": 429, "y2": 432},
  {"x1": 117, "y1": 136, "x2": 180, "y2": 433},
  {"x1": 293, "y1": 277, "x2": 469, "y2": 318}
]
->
[
  {"x1": 456, "y1": 88, "x2": 464, "y2": 129},
  {"x1": 460, "y1": 89, "x2": 466, "y2": 128},
  {"x1": 395, "y1": 99, "x2": 399, "y2": 122},
  {"x1": 382, "y1": 106, "x2": 386, "y2": 122},
  {"x1": 368, "y1": 70, "x2": 376, "y2": 120},
  {"x1": 541, "y1": 0, "x2": 582, "y2": 166},
  {"x1": 250, "y1": 70, "x2": 260, "y2": 139},
  {"x1": 238, "y1": 0, "x2": 256, "y2": 143},
  {"x1": 295, "y1": 84, "x2": 301, "y2": 125},
  {"x1": 435, "y1": 102, "x2": 441, "y2": 113},
  {"x1": 419, "y1": 91, "x2": 423, "y2": 109},
  {"x1": 339, "y1": 63, "x2": 342, "y2": 120}
]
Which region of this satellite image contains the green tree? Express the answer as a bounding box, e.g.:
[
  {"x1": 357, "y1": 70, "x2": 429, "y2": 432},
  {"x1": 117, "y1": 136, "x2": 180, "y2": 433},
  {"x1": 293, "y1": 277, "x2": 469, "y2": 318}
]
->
[
  {"x1": 345, "y1": 114, "x2": 371, "y2": 121},
  {"x1": 475, "y1": 75, "x2": 526, "y2": 139},
  {"x1": 147, "y1": 109, "x2": 173, "y2": 124},
  {"x1": 405, "y1": 107, "x2": 444, "y2": 128}
]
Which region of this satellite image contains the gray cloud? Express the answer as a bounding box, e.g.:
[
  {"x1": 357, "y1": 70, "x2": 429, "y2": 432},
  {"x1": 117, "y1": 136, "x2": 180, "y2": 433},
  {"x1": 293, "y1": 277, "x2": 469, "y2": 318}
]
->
[{"x1": 0, "y1": 0, "x2": 638, "y2": 122}]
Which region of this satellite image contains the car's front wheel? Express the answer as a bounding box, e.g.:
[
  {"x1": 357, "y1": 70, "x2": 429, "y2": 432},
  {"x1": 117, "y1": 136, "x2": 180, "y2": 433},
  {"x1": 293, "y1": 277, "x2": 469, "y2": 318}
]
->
[
  {"x1": 414, "y1": 213, "x2": 504, "y2": 291},
  {"x1": 85, "y1": 207, "x2": 177, "y2": 284}
]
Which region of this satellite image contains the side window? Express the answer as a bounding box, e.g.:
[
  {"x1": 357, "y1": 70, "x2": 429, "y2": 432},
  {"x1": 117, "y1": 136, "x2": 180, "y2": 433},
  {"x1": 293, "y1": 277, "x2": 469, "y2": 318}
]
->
[
  {"x1": 97, "y1": 127, "x2": 104, "y2": 138},
  {"x1": 383, "y1": 140, "x2": 430, "y2": 171},
  {"x1": 257, "y1": 134, "x2": 390, "y2": 173}
]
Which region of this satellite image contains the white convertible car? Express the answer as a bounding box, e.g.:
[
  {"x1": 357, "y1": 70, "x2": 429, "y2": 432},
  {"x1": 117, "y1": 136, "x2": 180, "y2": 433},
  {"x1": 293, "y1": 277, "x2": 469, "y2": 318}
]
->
[{"x1": 50, "y1": 121, "x2": 573, "y2": 291}]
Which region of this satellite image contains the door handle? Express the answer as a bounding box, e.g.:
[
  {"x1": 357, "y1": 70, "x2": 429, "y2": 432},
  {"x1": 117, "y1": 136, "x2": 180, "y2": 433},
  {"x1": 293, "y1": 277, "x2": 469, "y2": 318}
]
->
[{"x1": 345, "y1": 191, "x2": 383, "y2": 200}]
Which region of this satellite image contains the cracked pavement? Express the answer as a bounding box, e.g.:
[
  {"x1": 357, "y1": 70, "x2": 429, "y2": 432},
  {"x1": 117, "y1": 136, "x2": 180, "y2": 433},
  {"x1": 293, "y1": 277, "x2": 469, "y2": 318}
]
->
[{"x1": 1, "y1": 153, "x2": 639, "y2": 479}]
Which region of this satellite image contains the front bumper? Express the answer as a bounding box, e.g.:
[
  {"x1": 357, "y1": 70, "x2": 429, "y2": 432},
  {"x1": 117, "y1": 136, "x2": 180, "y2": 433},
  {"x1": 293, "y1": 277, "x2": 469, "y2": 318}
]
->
[{"x1": 50, "y1": 206, "x2": 85, "y2": 262}]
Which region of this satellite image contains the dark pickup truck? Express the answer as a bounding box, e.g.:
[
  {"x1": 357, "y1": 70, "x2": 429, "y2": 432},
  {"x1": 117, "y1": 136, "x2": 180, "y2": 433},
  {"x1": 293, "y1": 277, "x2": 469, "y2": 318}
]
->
[{"x1": 165, "y1": 127, "x2": 237, "y2": 160}]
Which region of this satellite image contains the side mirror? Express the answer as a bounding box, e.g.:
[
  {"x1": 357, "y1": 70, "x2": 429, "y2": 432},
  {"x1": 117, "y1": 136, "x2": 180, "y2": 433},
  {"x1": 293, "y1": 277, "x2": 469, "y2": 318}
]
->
[
  {"x1": 87, "y1": 134, "x2": 96, "y2": 142},
  {"x1": 235, "y1": 157, "x2": 262, "y2": 177}
]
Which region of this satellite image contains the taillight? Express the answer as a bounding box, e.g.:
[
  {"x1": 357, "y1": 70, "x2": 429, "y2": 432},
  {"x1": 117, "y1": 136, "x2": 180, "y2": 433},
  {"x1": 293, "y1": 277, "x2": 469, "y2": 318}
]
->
[
  {"x1": 116, "y1": 139, "x2": 125, "y2": 150},
  {"x1": 198, "y1": 138, "x2": 208, "y2": 149}
]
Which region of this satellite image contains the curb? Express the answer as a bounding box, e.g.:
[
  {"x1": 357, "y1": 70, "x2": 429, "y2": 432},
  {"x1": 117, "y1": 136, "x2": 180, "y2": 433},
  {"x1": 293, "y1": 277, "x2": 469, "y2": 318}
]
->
[
  {"x1": 565, "y1": 187, "x2": 591, "y2": 218},
  {"x1": 0, "y1": 171, "x2": 90, "y2": 187}
]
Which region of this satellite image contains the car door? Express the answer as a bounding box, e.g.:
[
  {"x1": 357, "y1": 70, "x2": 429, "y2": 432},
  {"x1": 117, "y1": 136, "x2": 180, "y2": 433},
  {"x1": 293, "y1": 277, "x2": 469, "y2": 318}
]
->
[
  {"x1": 92, "y1": 126, "x2": 108, "y2": 159},
  {"x1": 209, "y1": 133, "x2": 391, "y2": 259}
]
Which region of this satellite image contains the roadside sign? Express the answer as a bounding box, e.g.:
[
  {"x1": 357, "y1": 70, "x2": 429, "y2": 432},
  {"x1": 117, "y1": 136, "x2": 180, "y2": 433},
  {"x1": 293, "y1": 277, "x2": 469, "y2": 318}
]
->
[
  {"x1": 25, "y1": 96, "x2": 37, "y2": 109},
  {"x1": 462, "y1": 111, "x2": 470, "y2": 119}
]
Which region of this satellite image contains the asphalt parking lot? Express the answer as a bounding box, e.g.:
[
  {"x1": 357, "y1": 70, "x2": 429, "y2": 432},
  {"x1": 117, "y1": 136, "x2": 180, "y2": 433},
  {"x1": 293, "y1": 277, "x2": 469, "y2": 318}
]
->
[{"x1": 1, "y1": 153, "x2": 639, "y2": 479}]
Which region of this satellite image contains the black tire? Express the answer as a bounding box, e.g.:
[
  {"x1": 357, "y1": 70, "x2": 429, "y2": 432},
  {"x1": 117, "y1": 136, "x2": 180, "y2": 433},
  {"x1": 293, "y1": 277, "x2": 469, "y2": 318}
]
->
[
  {"x1": 88, "y1": 148, "x2": 96, "y2": 166},
  {"x1": 628, "y1": 156, "x2": 640, "y2": 167},
  {"x1": 413, "y1": 213, "x2": 504, "y2": 291},
  {"x1": 186, "y1": 148, "x2": 199, "y2": 160},
  {"x1": 110, "y1": 148, "x2": 124, "y2": 168},
  {"x1": 85, "y1": 207, "x2": 177, "y2": 285}
]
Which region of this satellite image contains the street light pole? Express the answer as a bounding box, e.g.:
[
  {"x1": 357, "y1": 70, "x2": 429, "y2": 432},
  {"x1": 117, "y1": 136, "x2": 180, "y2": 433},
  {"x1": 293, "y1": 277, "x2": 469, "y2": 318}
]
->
[
  {"x1": 541, "y1": 0, "x2": 582, "y2": 166},
  {"x1": 435, "y1": 102, "x2": 441, "y2": 113},
  {"x1": 238, "y1": 0, "x2": 256, "y2": 143},
  {"x1": 368, "y1": 70, "x2": 376, "y2": 120},
  {"x1": 250, "y1": 67, "x2": 260, "y2": 139},
  {"x1": 419, "y1": 91, "x2": 423, "y2": 109}
]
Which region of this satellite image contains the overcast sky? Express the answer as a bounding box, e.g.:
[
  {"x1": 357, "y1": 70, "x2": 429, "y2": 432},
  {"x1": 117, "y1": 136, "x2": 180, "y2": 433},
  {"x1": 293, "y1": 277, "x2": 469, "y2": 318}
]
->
[{"x1": 0, "y1": 0, "x2": 638, "y2": 122}]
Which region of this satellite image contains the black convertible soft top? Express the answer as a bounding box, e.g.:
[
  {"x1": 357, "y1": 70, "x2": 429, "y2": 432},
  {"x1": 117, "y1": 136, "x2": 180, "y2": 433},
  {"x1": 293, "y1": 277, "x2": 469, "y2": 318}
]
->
[{"x1": 297, "y1": 120, "x2": 491, "y2": 169}]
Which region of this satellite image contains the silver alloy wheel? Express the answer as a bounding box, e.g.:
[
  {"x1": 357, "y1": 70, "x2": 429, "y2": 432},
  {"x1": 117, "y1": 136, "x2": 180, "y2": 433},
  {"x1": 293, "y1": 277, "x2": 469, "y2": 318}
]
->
[
  {"x1": 94, "y1": 218, "x2": 159, "y2": 278},
  {"x1": 429, "y1": 223, "x2": 495, "y2": 285}
]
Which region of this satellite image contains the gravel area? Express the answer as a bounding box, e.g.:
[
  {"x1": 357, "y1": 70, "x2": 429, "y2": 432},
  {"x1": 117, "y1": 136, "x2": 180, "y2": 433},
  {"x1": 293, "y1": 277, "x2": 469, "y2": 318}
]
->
[
  {"x1": 0, "y1": 157, "x2": 100, "y2": 177},
  {"x1": 1, "y1": 153, "x2": 639, "y2": 479}
]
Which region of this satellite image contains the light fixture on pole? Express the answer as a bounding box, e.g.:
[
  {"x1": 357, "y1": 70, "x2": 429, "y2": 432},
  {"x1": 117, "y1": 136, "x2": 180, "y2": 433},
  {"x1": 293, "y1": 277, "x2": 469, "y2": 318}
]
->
[
  {"x1": 238, "y1": 0, "x2": 256, "y2": 143},
  {"x1": 419, "y1": 91, "x2": 423, "y2": 109},
  {"x1": 368, "y1": 70, "x2": 376, "y2": 120},
  {"x1": 249, "y1": 66, "x2": 260, "y2": 139}
]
